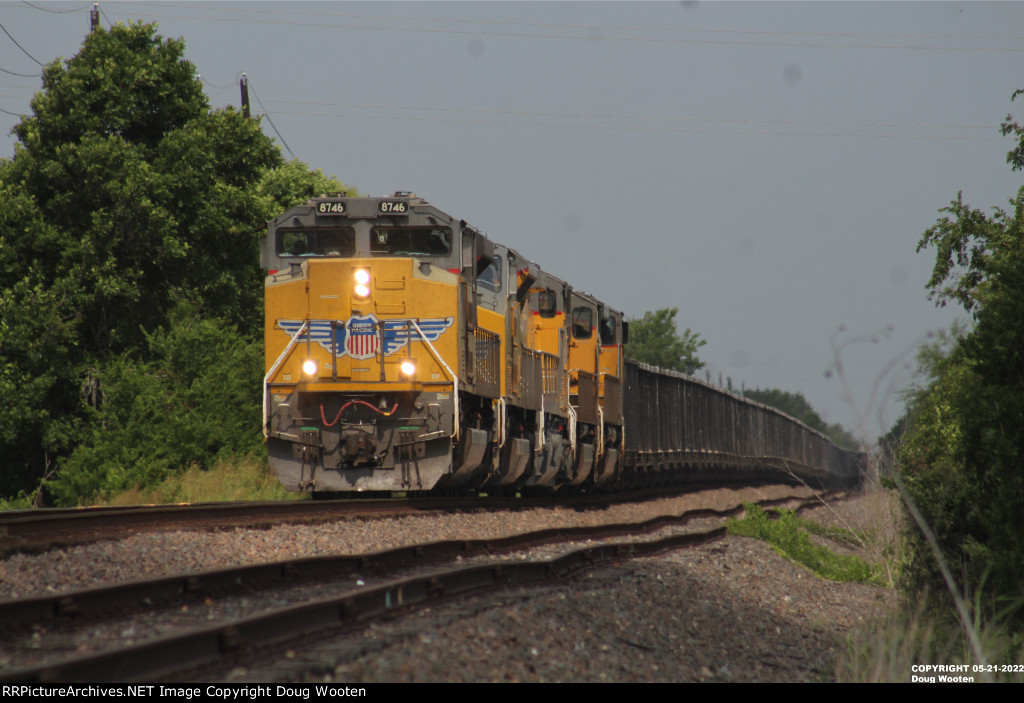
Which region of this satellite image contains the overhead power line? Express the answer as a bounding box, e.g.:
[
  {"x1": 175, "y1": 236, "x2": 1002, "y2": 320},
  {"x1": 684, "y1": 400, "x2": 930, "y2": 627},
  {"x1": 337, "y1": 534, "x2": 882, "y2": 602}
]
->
[
  {"x1": 0, "y1": 65, "x2": 37, "y2": 78},
  {"x1": 245, "y1": 78, "x2": 295, "y2": 159},
  {"x1": 262, "y1": 106, "x2": 1004, "y2": 141},
  {"x1": 0, "y1": 21, "x2": 43, "y2": 66},
  {"x1": 97, "y1": 6, "x2": 112, "y2": 30},
  {"x1": 99, "y1": 7, "x2": 1024, "y2": 54},
  {"x1": 107, "y1": 2, "x2": 1024, "y2": 45},
  {"x1": 20, "y1": 1, "x2": 91, "y2": 13},
  {"x1": 198, "y1": 74, "x2": 236, "y2": 91},
  {"x1": 258, "y1": 99, "x2": 999, "y2": 133}
]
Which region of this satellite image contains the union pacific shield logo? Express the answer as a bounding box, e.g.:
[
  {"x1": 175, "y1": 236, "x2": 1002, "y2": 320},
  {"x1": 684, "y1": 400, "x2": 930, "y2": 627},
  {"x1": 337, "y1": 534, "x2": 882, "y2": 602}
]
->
[
  {"x1": 277, "y1": 316, "x2": 454, "y2": 358},
  {"x1": 344, "y1": 315, "x2": 379, "y2": 360}
]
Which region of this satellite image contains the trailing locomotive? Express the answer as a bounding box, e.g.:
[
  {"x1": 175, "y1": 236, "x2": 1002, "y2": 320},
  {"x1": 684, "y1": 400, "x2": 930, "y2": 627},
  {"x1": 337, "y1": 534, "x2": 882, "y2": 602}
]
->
[{"x1": 261, "y1": 193, "x2": 862, "y2": 494}]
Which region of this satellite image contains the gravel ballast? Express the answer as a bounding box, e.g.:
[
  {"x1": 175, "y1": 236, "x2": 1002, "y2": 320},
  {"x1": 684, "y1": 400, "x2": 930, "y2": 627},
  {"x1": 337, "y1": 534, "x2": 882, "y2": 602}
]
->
[
  {"x1": 0, "y1": 485, "x2": 812, "y2": 600},
  {"x1": 300, "y1": 538, "x2": 894, "y2": 683},
  {"x1": 0, "y1": 486, "x2": 898, "y2": 682}
]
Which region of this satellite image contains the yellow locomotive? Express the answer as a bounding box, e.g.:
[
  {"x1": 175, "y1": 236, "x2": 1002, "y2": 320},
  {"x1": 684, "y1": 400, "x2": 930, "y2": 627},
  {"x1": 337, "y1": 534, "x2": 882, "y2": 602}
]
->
[{"x1": 261, "y1": 193, "x2": 625, "y2": 493}]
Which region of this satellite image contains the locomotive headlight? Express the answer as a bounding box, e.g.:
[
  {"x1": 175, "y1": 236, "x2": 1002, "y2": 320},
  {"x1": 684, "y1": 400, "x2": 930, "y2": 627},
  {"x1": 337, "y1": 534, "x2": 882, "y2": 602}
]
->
[
  {"x1": 302, "y1": 359, "x2": 318, "y2": 376},
  {"x1": 353, "y1": 268, "x2": 371, "y2": 299},
  {"x1": 400, "y1": 360, "x2": 417, "y2": 377}
]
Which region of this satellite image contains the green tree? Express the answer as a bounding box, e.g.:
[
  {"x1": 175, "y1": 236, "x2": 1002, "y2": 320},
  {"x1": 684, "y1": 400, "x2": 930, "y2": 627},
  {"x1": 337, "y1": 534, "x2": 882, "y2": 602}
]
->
[
  {"x1": 625, "y1": 308, "x2": 706, "y2": 375},
  {"x1": 1, "y1": 23, "x2": 273, "y2": 354},
  {"x1": 900, "y1": 92, "x2": 1024, "y2": 608},
  {"x1": 878, "y1": 325, "x2": 967, "y2": 472},
  {"x1": 743, "y1": 388, "x2": 859, "y2": 450},
  {"x1": 14, "y1": 24, "x2": 204, "y2": 156},
  {"x1": 744, "y1": 388, "x2": 824, "y2": 429},
  {"x1": 0, "y1": 22, "x2": 355, "y2": 503}
]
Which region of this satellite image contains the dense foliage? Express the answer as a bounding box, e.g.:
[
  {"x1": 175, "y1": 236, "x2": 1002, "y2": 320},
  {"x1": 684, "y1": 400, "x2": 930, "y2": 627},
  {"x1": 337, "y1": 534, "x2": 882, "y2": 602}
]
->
[
  {"x1": 0, "y1": 23, "x2": 353, "y2": 504},
  {"x1": 624, "y1": 307, "x2": 706, "y2": 375},
  {"x1": 898, "y1": 92, "x2": 1024, "y2": 609}
]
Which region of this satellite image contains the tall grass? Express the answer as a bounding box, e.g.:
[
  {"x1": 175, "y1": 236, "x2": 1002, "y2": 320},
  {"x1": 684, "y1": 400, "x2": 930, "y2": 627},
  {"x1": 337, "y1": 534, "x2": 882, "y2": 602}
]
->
[
  {"x1": 826, "y1": 485, "x2": 1024, "y2": 682},
  {"x1": 838, "y1": 595, "x2": 1024, "y2": 683},
  {"x1": 95, "y1": 454, "x2": 305, "y2": 505}
]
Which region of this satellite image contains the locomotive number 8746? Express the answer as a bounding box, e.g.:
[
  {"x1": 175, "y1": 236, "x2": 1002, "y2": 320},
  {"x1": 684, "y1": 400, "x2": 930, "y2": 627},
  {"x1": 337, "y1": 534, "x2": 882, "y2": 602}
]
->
[{"x1": 261, "y1": 193, "x2": 862, "y2": 494}]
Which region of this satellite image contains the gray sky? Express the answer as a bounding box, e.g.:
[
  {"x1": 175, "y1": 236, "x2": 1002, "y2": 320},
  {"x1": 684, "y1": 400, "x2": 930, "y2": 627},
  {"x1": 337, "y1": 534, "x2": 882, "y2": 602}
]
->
[{"x1": 2, "y1": 1, "x2": 1022, "y2": 439}]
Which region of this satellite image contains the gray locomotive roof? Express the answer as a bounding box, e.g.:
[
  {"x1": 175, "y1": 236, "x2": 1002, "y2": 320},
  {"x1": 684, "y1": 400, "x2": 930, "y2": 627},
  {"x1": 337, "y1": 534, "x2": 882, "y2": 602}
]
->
[{"x1": 278, "y1": 193, "x2": 625, "y2": 320}]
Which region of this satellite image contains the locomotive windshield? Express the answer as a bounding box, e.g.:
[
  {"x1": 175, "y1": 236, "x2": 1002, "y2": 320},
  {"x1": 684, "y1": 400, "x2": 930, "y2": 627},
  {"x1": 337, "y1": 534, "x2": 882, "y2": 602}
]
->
[
  {"x1": 277, "y1": 227, "x2": 355, "y2": 257},
  {"x1": 371, "y1": 226, "x2": 451, "y2": 256}
]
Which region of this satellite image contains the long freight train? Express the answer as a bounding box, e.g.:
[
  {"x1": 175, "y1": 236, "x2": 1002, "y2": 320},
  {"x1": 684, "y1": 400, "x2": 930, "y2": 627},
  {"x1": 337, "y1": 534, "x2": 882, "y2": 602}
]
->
[{"x1": 261, "y1": 193, "x2": 863, "y2": 494}]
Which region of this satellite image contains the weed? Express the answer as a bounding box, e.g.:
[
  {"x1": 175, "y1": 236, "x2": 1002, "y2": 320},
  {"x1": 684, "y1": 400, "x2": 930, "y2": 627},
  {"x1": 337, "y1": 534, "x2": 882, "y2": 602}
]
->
[
  {"x1": 838, "y1": 601, "x2": 939, "y2": 683},
  {"x1": 727, "y1": 504, "x2": 885, "y2": 585},
  {"x1": 838, "y1": 595, "x2": 1024, "y2": 682},
  {"x1": 0, "y1": 494, "x2": 33, "y2": 511},
  {"x1": 95, "y1": 453, "x2": 305, "y2": 505}
]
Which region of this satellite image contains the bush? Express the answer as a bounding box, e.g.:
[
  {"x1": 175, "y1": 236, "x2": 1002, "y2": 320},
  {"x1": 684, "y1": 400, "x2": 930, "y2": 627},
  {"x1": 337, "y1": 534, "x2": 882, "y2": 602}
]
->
[
  {"x1": 49, "y1": 304, "x2": 264, "y2": 504},
  {"x1": 898, "y1": 93, "x2": 1024, "y2": 615},
  {"x1": 902, "y1": 207, "x2": 1024, "y2": 610}
]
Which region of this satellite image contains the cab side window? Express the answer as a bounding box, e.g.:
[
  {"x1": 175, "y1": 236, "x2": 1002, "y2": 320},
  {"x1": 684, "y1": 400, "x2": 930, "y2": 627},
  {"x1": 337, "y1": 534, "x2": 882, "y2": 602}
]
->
[
  {"x1": 538, "y1": 289, "x2": 557, "y2": 318},
  {"x1": 572, "y1": 307, "x2": 593, "y2": 339},
  {"x1": 599, "y1": 317, "x2": 616, "y2": 344}
]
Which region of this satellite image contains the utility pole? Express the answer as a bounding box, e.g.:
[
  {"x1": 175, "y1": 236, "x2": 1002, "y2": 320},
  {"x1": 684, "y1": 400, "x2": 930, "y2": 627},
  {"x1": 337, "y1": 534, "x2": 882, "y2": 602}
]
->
[
  {"x1": 90, "y1": 4, "x2": 99, "y2": 32},
  {"x1": 240, "y1": 73, "x2": 250, "y2": 118}
]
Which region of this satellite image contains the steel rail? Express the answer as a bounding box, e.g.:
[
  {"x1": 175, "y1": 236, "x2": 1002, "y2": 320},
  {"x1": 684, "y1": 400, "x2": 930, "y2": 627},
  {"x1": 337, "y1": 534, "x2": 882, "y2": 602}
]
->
[
  {"x1": 0, "y1": 481, "x2": 793, "y2": 553},
  {"x1": 0, "y1": 499, "x2": 432, "y2": 549},
  {"x1": 0, "y1": 493, "x2": 843, "y2": 682},
  {"x1": 2, "y1": 530, "x2": 729, "y2": 683}
]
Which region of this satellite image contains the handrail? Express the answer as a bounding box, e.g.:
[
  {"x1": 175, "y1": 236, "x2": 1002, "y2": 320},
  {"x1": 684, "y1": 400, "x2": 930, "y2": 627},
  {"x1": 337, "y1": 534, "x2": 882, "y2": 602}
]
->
[
  {"x1": 263, "y1": 320, "x2": 309, "y2": 438},
  {"x1": 410, "y1": 319, "x2": 460, "y2": 441},
  {"x1": 495, "y1": 397, "x2": 506, "y2": 449},
  {"x1": 567, "y1": 404, "x2": 577, "y2": 457}
]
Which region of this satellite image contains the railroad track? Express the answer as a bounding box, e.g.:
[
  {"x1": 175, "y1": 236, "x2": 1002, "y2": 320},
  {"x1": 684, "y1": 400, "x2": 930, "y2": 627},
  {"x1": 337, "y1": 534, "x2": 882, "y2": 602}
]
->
[
  {"x1": 0, "y1": 498, "x2": 464, "y2": 555},
  {"x1": 0, "y1": 488, "x2": 846, "y2": 682},
  {"x1": 0, "y1": 483, "x2": 777, "y2": 556}
]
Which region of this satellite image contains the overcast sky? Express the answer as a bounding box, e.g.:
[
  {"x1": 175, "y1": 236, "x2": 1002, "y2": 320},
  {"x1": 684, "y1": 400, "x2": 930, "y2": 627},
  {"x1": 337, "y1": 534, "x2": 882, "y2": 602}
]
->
[{"x1": 2, "y1": 1, "x2": 1022, "y2": 438}]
